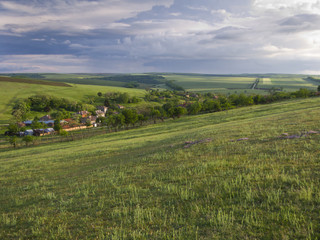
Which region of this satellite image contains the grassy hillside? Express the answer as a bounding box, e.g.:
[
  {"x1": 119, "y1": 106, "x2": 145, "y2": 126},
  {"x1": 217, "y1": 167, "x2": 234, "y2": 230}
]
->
[
  {"x1": 32, "y1": 73, "x2": 164, "y2": 89},
  {"x1": 0, "y1": 76, "x2": 71, "y2": 87},
  {"x1": 1, "y1": 97, "x2": 320, "y2": 239},
  {"x1": 0, "y1": 81, "x2": 146, "y2": 124}
]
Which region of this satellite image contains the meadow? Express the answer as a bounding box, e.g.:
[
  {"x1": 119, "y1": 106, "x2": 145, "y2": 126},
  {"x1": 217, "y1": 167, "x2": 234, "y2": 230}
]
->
[{"x1": 1, "y1": 96, "x2": 320, "y2": 239}]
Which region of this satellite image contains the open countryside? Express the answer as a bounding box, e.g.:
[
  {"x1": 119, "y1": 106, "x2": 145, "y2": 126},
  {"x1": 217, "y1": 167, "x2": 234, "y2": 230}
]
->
[
  {"x1": 2, "y1": 0, "x2": 320, "y2": 239},
  {"x1": 0, "y1": 73, "x2": 320, "y2": 239}
]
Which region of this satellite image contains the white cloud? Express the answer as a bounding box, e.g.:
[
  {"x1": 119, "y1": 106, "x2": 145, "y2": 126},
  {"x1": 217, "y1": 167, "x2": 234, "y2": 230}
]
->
[
  {"x1": 0, "y1": 0, "x2": 174, "y2": 34},
  {"x1": 0, "y1": 55, "x2": 90, "y2": 72},
  {"x1": 31, "y1": 38, "x2": 46, "y2": 41}
]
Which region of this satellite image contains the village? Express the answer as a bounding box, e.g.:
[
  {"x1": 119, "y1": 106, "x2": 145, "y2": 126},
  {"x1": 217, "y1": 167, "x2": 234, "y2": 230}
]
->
[{"x1": 6, "y1": 105, "x2": 125, "y2": 137}]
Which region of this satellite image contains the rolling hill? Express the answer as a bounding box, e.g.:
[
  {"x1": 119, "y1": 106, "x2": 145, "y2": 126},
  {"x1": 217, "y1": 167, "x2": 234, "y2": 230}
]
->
[{"x1": 1, "y1": 96, "x2": 320, "y2": 239}]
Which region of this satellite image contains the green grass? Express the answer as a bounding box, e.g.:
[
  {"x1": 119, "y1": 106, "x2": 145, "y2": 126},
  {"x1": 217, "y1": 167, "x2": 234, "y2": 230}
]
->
[
  {"x1": 0, "y1": 81, "x2": 146, "y2": 123},
  {"x1": 1, "y1": 97, "x2": 320, "y2": 239}
]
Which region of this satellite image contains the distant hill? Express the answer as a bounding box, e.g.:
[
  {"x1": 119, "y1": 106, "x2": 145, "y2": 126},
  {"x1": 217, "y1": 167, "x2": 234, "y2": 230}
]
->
[{"x1": 0, "y1": 76, "x2": 72, "y2": 87}]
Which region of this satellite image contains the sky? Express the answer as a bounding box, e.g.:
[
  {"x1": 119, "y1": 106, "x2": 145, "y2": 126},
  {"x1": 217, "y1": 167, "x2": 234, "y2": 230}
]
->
[{"x1": 1, "y1": 0, "x2": 320, "y2": 74}]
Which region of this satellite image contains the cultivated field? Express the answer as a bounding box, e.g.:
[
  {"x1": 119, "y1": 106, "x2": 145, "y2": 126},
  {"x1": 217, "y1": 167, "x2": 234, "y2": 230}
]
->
[
  {"x1": 258, "y1": 77, "x2": 317, "y2": 91},
  {"x1": 1, "y1": 97, "x2": 320, "y2": 239},
  {"x1": 163, "y1": 74, "x2": 256, "y2": 93},
  {"x1": 163, "y1": 74, "x2": 319, "y2": 94}
]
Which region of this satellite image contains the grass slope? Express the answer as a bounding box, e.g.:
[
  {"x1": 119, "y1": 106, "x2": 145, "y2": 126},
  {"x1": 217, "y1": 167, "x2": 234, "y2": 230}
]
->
[
  {"x1": 1, "y1": 97, "x2": 320, "y2": 239},
  {"x1": 0, "y1": 82, "x2": 145, "y2": 124}
]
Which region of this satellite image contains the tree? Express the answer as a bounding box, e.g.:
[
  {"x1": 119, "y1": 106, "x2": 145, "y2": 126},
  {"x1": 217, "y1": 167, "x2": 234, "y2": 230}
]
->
[
  {"x1": 96, "y1": 116, "x2": 107, "y2": 126},
  {"x1": 51, "y1": 110, "x2": 71, "y2": 120},
  {"x1": 12, "y1": 100, "x2": 30, "y2": 121},
  {"x1": 97, "y1": 92, "x2": 102, "y2": 97},
  {"x1": 318, "y1": 85, "x2": 320, "y2": 92},
  {"x1": 137, "y1": 114, "x2": 148, "y2": 126},
  {"x1": 85, "y1": 119, "x2": 92, "y2": 127},
  {"x1": 187, "y1": 102, "x2": 202, "y2": 115},
  {"x1": 293, "y1": 88, "x2": 310, "y2": 98},
  {"x1": 53, "y1": 119, "x2": 62, "y2": 132},
  {"x1": 107, "y1": 114, "x2": 125, "y2": 131},
  {"x1": 117, "y1": 93, "x2": 129, "y2": 104},
  {"x1": 174, "y1": 106, "x2": 187, "y2": 118},
  {"x1": 31, "y1": 116, "x2": 44, "y2": 129},
  {"x1": 22, "y1": 135, "x2": 34, "y2": 147},
  {"x1": 154, "y1": 106, "x2": 166, "y2": 122},
  {"x1": 59, "y1": 130, "x2": 69, "y2": 136},
  {"x1": 7, "y1": 122, "x2": 20, "y2": 135},
  {"x1": 150, "y1": 109, "x2": 161, "y2": 123},
  {"x1": 8, "y1": 136, "x2": 18, "y2": 148},
  {"x1": 114, "y1": 114, "x2": 125, "y2": 131},
  {"x1": 106, "y1": 115, "x2": 116, "y2": 132},
  {"x1": 122, "y1": 109, "x2": 138, "y2": 128}
]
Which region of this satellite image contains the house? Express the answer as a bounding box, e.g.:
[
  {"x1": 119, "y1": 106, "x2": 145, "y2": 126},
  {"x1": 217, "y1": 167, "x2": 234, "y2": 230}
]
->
[
  {"x1": 33, "y1": 129, "x2": 45, "y2": 137},
  {"x1": 24, "y1": 130, "x2": 34, "y2": 136},
  {"x1": 44, "y1": 128, "x2": 55, "y2": 133},
  {"x1": 96, "y1": 106, "x2": 108, "y2": 113},
  {"x1": 18, "y1": 122, "x2": 26, "y2": 128},
  {"x1": 23, "y1": 120, "x2": 55, "y2": 127},
  {"x1": 18, "y1": 132, "x2": 25, "y2": 137},
  {"x1": 39, "y1": 115, "x2": 51, "y2": 121},
  {"x1": 41, "y1": 120, "x2": 55, "y2": 127},
  {"x1": 89, "y1": 116, "x2": 97, "y2": 124},
  {"x1": 23, "y1": 120, "x2": 33, "y2": 126},
  {"x1": 77, "y1": 110, "x2": 90, "y2": 117},
  {"x1": 80, "y1": 116, "x2": 97, "y2": 125},
  {"x1": 95, "y1": 110, "x2": 105, "y2": 117},
  {"x1": 117, "y1": 105, "x2": 125, "y2": 109}
]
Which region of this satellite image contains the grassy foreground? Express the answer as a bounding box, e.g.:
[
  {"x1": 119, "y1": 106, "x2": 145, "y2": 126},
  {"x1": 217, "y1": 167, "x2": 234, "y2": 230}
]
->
[{"x1": 1, "y1": 97, "x2": 320, "y2": 239}]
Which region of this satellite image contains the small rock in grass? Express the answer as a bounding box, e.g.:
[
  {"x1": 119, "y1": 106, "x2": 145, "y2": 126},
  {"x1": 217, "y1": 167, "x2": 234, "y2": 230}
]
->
[
  {"x1": 237, "y1": 138, "x2": 249, "y2": 141},
  {"x1": 285, "y1": 135, "x2": 301, "y2": 139},
  {"x1": 307, "y1": 130, "x2": 319, "y2": 134}
]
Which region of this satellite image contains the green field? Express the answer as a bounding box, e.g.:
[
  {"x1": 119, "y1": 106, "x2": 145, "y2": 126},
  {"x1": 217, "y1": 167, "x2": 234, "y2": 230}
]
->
[
  {"x1": 1, "y1": 96, "x2": 320, "y2": 239},
  {"x1": 40, "y1": 74, "x2": 126, "y2": 88},
  {"x1": 163, "y1": 74, "x2": 319, "y2": 94},
  {"x1": 0, "y1": 81, "x2": 145, "y2": 124},
  {"x1": 3, "y1": 73, "x2": 319, "y2": 94},
  {"x1": 258, "y1": 77, "x2": 318, "y2": 91},
  {"x1": 163, "y1": 74, "x2": 256, "y2": 92}
]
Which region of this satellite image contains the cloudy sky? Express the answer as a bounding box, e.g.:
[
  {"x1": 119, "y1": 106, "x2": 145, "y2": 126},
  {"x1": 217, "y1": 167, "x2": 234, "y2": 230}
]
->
[{"x1": 1, "y1": 0, "x2": 320, "y2": 74}]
